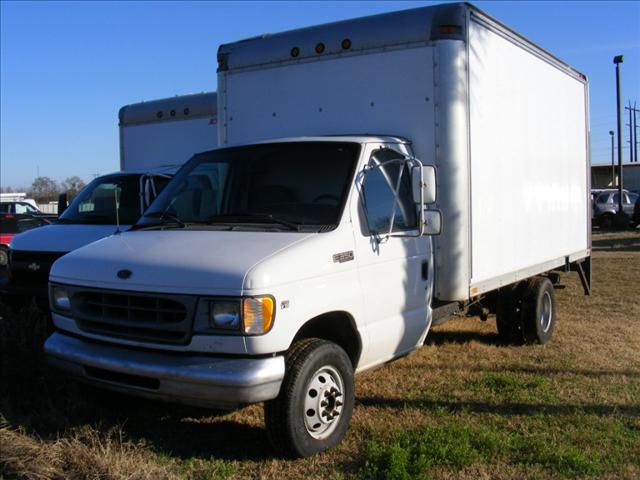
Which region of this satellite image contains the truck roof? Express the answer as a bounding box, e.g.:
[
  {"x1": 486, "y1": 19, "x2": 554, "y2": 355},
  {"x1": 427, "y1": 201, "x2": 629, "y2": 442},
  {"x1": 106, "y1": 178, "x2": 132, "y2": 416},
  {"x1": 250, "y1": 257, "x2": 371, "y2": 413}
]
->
[
  {"x1": 119, "y1": 91, "x2": 217, "y2": 127},
  {"x1": 217, "y1": 2, "x2": 586, "y2": 82},
  {"x1": 97, "y1": 165, "x2": 182, "y2": 178},
  {"x1": 219, "y1": 135, "x2": 410, "y2": 150}
]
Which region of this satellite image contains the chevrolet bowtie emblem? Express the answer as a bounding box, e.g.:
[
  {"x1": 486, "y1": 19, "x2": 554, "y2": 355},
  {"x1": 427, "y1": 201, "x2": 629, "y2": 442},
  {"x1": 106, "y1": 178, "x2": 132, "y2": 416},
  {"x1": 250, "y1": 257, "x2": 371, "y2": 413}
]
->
[{"x1": 27, "y1": 262, "x2": 41, "y2": 272}]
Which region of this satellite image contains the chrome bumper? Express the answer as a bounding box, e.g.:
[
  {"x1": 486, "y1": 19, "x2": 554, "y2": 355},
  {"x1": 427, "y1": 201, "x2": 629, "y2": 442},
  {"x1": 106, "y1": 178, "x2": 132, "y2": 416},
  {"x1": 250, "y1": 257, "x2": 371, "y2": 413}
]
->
[{"x1": 44, "y1": 332, "x2": 285, "y2": 409}]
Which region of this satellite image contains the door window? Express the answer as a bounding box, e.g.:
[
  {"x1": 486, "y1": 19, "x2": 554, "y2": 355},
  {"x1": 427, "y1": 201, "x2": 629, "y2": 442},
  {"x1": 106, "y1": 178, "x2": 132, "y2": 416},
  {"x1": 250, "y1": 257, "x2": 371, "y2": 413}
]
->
[{"x1": 362, "y1": 149, "x2": 417, "y2": 235}]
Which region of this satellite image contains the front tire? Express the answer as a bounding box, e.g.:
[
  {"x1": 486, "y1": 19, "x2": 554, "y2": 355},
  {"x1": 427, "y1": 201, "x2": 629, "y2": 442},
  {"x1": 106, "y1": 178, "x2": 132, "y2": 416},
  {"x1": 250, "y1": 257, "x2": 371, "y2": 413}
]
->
[
  {"x1": 0, "y1": 245, "x2": 8, "y2": 269},
  {"x1": 264, "y1": 338, "x2": 354, "y2": 458}
]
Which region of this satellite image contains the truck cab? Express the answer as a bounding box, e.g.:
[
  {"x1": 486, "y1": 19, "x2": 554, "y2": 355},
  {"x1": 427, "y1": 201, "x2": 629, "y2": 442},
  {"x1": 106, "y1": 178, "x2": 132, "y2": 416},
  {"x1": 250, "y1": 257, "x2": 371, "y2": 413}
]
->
[
  {"x1": 4, "y1": 170, "x2": 172, "y2": 301},
  {"x1": 2, "y1": 92, "x2": 217, "y2": 304},
  {"x1": 45, "y1": 135, "x2": 439, "y2": 453}
]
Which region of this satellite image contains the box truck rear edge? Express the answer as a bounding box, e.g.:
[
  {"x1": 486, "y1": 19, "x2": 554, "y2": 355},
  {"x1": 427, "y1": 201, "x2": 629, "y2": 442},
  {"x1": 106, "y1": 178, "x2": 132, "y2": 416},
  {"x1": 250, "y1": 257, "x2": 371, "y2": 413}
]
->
[
  {"x1": 1, "y1": 92, "x2": 217, "y2": 305},
  {"x1": 44, "y1": 3, "x2": 590, "y2": 458}
]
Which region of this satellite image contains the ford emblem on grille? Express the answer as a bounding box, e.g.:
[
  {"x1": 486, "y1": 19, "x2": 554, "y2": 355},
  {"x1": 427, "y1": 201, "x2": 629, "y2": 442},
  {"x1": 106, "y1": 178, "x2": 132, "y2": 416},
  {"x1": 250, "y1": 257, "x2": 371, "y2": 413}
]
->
[
  {"x1": 27, "y1": 262, "x2": 41, "y2": 272},
  {"x1": 117, "y1": 269, "x2": 132, "y2": 279}
]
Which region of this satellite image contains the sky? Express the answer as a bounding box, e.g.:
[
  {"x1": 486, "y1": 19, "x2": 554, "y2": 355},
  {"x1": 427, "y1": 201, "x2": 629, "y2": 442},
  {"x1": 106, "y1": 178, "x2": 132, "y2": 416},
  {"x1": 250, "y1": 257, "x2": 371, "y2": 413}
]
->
[{"x1": 1, "y1": 1, "x2": 639, "y2": 189}]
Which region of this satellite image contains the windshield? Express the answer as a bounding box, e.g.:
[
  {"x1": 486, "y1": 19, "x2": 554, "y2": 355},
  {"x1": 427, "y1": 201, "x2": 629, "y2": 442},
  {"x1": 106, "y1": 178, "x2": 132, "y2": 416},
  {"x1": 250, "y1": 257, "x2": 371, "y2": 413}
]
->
[
  {"x1": 58, "y1": 175, "x2": 142, "y2": 225},
  {"x1": 137, "y1": 142, "x2": 360, "y2": 230}
]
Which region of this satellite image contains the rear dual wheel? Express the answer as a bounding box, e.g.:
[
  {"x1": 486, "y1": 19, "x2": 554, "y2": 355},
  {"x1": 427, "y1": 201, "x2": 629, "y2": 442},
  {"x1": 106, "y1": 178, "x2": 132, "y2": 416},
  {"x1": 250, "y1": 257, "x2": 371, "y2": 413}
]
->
[{"x1": 496, "y1": 277, "x2": 556, "y2": 345}]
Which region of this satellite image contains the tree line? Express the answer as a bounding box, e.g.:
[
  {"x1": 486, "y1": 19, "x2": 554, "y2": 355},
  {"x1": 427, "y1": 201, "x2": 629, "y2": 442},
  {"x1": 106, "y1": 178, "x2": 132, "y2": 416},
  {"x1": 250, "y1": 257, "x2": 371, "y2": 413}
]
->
[{"x1": 1, "y1": 176, "x2": 87, "y2": 203}]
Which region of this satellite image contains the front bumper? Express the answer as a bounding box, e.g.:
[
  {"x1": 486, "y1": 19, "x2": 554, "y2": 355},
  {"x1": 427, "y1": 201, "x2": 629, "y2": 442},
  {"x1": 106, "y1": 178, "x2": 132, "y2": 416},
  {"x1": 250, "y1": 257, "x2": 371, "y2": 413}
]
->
[
  {"x1": 44, "y1": 332, "x2": 285, "y2": 409},
  {"x1": 0, "y1": 274, "x2": 47, "y2": 298}
]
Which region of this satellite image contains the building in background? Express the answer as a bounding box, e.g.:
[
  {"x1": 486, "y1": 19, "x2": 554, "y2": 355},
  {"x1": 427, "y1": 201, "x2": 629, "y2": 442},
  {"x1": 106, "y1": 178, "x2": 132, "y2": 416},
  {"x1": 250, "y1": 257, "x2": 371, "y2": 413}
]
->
[{"x1": 591, "y1": 163, "x2": 640, "y2": 193}]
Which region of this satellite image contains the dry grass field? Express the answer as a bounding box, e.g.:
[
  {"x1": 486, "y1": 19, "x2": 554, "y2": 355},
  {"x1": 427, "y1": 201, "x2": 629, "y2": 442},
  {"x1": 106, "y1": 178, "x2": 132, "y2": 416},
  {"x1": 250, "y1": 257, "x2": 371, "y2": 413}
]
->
[{"x1": 1, "y1": 230, "x2": 639, "y2": 480}]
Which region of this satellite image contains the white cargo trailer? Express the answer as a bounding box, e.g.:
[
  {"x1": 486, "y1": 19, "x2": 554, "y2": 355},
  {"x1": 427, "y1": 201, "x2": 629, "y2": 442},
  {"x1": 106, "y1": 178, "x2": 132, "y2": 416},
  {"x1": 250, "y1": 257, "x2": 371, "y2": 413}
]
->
[
  {"x1": 119, "y1": 92, "x2": 218, "y2": 171},
  {"x1": 45, "y1": 3, "x2": 591, "y2": 458},
  {"x1": 4, "y1": 92, "x2": 217, "y2": 303}
]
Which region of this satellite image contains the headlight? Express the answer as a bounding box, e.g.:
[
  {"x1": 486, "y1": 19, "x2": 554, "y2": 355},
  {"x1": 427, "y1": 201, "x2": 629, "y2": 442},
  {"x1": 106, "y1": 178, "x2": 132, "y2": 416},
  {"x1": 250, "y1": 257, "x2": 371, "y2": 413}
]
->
[
  {"x1": 51, "y1": 285, "x2": 71, "y2": 311},
  {"x1": 210, "y1": 301, "x2": 241, "y2": 330},
  {"x1": 193, "y1": 296, "x2": 275, "y2": 335},
  {"x1": 243, "y1": 296, "x2": 275, "y2": 335}
]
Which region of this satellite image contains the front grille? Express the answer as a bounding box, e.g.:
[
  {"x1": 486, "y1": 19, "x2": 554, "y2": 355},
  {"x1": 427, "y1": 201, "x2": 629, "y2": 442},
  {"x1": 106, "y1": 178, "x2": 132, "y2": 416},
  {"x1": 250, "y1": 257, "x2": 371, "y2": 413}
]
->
[
  {"x1": 10, "y1": 251, "x2": 66, "y2": 288},
  {"x1": 70, "y1": 288, "x2": 196, "y2": 345}
]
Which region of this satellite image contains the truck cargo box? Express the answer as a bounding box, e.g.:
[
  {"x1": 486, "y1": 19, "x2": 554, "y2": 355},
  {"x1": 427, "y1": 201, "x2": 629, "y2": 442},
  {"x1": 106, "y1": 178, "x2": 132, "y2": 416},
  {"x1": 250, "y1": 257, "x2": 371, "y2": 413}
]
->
[{"x1": 217, "y1": 2, "x2": 590, "y2": 301}]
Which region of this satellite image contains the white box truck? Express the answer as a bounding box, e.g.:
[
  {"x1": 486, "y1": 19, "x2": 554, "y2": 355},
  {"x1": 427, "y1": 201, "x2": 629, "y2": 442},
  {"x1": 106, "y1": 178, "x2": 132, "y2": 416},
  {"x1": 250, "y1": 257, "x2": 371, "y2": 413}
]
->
[
  {"x1": 2, "y1": 92, "x2": 217, "y2": 304},
  {"x1": 44, "y1": 3, "x2": 590, "y2": 457}
]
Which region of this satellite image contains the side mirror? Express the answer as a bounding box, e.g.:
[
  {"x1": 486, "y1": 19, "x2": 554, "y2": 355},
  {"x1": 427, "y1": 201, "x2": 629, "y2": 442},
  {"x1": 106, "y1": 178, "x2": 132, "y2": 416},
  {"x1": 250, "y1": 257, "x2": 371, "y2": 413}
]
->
[
  {"x1": 57, "y1": 193, "x2": 68, "y2": 216},
  {"x1": 423, "y1": 209, "x2": 442, "y2": 236},
  {"x1": 143, "y1": 177, "x2": 153, "y2": 208},
  {"x1": 412, "y1": 165, "x2": 437, "y2": 205}
]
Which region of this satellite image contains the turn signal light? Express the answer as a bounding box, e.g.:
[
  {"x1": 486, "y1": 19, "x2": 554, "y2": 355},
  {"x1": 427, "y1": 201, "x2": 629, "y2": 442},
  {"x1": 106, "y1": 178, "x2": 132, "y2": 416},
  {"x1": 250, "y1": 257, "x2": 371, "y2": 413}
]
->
[{"x1": 243, "y1": 296, "x2": 275, "y2": 335}]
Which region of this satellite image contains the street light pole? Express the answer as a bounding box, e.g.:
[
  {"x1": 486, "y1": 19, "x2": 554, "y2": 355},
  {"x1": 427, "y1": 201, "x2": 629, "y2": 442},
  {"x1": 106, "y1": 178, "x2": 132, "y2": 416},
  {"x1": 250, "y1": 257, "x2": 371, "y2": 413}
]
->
[
  {"x1": 609, "y1": 130, "x2": 615, "y2": 185},
  {"x1": 613, "y1": 55, "x2": 624, "y2": 223}
]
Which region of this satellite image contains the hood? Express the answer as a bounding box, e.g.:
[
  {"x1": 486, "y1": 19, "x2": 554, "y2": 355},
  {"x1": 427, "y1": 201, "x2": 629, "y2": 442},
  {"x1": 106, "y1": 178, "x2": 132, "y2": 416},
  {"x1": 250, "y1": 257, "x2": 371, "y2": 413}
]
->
[
  {"x1": 10, "y1": 224, "x2": 124, "y2": 253},
  {"x1": 50, "y1": 229, "x2": 313, "y2": 295}
]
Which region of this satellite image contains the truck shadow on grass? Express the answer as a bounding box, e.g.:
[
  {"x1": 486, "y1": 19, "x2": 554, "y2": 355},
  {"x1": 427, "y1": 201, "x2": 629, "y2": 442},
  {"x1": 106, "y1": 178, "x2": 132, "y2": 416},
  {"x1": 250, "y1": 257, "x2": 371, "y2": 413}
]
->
[
  {"x1": 0, "y1": 303, "x2": 276, "y2": 462},
  {"x1": 3, "y1": 379, "x2": 275, "y2": 462},
  {"x1": 425, "y1": 327, "x2": 503, "y2": 346}
]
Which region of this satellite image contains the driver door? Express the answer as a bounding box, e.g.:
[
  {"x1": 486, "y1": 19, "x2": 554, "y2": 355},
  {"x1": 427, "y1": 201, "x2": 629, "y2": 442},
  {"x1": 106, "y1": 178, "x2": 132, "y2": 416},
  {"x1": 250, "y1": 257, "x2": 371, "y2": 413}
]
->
[{"x1": 352, "y1": 143, "x2": 432, "y2": 368}]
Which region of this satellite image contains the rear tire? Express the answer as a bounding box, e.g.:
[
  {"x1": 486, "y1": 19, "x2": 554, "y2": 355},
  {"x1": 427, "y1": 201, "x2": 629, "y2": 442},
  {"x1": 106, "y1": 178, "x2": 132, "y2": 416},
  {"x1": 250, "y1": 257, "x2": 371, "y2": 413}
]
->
[
  {"x1": 264, "y1": 338, "x2": 354, "y2": 458},
  {"x1": 521, "y1": 277, "x2": 556, "y2": 345},
  {"x1": 599, "y1": 213, "x2": 614, "y2": 229},
  {"x1": 495, "y1": 285, "x2": 524, "y2": 344}
]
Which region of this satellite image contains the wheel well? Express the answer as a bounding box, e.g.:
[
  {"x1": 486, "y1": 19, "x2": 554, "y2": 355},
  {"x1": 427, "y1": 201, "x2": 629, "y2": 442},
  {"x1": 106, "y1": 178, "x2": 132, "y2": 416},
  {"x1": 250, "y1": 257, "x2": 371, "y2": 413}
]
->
[{"x1": 291, "y1": 312, "x2": 361, "y2": 368}]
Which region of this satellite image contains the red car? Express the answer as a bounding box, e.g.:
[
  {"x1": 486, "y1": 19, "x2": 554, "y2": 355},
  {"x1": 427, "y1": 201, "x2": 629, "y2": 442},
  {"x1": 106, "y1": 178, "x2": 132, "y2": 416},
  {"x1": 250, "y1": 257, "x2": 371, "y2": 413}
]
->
[{"x1": 0, "y1": 214, "x2": 50, "y2": 269}]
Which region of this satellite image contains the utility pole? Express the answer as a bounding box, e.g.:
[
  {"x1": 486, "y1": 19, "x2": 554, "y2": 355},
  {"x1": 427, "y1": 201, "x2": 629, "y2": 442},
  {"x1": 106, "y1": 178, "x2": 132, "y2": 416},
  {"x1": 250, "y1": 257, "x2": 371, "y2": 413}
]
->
[
  {"x1": 609, "y1": 130, "x2": 615, "y2": 185},
  {"x1": 613, "y1": 55, "x2": 624, "y2": 223},
  {"x1": 625, "y1": 102, "x2": 635, "y2": 163},
  {"x1": 633, "y1": 102, "x2": 638, "y2": 163}
]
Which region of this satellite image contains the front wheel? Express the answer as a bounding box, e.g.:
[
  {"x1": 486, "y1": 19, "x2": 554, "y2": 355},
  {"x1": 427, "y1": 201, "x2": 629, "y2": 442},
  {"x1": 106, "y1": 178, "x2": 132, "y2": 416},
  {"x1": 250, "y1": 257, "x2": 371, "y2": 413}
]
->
[
  {"x1": 264, "y1": 338, "x2": 355, "y2": 458},
  {"x1": 0, "y1": 245, "x2": 8, "y2": 269}
]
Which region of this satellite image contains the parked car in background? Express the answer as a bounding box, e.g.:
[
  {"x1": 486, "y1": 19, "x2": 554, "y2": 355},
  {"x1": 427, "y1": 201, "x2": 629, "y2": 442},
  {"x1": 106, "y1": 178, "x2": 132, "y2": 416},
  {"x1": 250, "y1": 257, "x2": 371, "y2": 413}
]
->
[
  {"x1": 592, "y1": 189, "x2": 638, "y2": 228},
  {"x1": 0, "y1": 214, "x2": 50, "y2": 269},
  {"x1": 0, "y1": 201, "x2": 54, "y2": 218},
  {"x1": 634, "y1": 194, "x2": 640, "y2": 226}
]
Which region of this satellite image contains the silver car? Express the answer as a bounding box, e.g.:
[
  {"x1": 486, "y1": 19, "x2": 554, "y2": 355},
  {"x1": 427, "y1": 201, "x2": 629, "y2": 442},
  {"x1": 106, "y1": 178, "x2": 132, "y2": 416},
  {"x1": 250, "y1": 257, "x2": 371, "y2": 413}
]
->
[{"x1": 592, "y1": 189, "x2": 638, "y2": 228}]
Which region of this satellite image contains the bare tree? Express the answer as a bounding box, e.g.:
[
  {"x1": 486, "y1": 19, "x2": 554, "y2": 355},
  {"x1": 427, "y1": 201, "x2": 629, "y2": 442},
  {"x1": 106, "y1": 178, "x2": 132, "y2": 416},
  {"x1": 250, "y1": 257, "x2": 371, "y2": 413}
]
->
[
  {"x1": 61, "y1": 176, "x2": 86, "y2": 199},
  {"x1": 28, "y1": 176, "x2": 60, "y2": 203}
]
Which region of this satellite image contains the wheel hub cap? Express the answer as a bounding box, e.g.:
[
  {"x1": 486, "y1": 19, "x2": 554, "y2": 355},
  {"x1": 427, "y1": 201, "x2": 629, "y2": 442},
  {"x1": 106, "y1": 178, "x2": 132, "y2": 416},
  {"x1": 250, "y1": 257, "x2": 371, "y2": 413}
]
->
[
  {"x1": 304, "y1": 366, "x2": 344, "y2": 439},
  {"x1": 540, "y1": 291, "x2": 553, "y2": 333}
]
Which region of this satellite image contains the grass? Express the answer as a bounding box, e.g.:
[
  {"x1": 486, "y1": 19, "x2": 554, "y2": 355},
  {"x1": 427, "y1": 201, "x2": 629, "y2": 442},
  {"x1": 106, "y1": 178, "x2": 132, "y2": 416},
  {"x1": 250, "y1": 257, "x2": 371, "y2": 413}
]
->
[
  {"x1": 1, "y1": 229, "x2": 639, "y2": 479},
  {"x1": 361, "y1": 413, "x2": 640, "y2": 480}
]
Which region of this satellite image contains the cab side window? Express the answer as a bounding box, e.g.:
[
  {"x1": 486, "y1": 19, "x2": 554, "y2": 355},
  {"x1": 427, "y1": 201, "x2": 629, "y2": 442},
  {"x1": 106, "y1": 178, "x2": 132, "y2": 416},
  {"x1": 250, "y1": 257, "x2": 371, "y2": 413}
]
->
[{"x1": 362, "y1": 149, "x2": 417, "y2": 235}]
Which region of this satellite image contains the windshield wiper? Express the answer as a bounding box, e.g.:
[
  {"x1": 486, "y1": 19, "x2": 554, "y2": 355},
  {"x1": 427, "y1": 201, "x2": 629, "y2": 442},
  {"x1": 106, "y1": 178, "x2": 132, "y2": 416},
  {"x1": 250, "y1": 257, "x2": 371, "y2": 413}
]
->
[
  {"x1": 57, "y1": 214, "x2": 113, "y2": 224},
  {"x1": 140, "y1": 211, "x2": 185, "y2": 228},
  {"x1": 206, "y1": 213, "x2": 299, "y2": 231}
]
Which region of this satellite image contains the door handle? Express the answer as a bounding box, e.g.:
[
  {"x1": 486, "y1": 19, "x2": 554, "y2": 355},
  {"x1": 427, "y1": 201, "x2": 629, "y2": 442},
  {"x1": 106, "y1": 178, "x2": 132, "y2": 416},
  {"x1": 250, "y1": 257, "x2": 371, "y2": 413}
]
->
[{"x1": 422, "y1": 261, "x2": 429, "y2": 280}]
